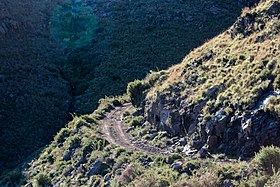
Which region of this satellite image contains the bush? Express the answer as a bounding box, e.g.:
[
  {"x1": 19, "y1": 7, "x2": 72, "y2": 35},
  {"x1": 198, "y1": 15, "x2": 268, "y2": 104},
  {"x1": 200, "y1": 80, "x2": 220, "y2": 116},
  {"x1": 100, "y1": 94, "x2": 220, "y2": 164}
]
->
[
  {"x1": 34, "y1": 173, "x2": 51, "y2": 187},
  {"x1": 264, "y1": 96, "x2": 280, "y2": 117},
  {"x1": 74, "y1": 119, "x2": 90, "y2": 129},
  {"x1": 253, "y1": 146, "x2": 280, "y2": 175},
  {"x1": 130, "y1": 116, "x2": 143, "y2": 128},
  {"x1": 67, "y1": 135, "x2": 81, "y2": 149},
  {"x1": 274, "y1": 74, "x2": 280, "y2": 90},
  {"x1": 54, "y1": 128, "x2": 70, "y2": 144},
  {"x1": 130, "y1": 165, "x2": 178, "y2": 187},
  {"x1": 240, "y1": 174, "x2": 268, "y2": 187},
  {"x1": 185, "y1": 172, "x2": 221, "y2": 187},
  {"x1": 127, "y1": 80, "x2": 149, "y2": 107},
  {"x1": 265, "y1": 172, "x2": 280, "y2": 187}
]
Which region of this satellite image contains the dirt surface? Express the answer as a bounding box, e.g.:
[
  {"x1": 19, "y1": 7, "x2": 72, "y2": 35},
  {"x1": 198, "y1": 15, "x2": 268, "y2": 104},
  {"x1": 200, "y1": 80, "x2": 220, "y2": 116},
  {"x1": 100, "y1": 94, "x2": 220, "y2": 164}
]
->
[
  {"x1": 100, "y1": 103, "x2": 171, "y2": 156},
  {"x1": 100, "y1": 104, "x2": 241, "y2": 165}
]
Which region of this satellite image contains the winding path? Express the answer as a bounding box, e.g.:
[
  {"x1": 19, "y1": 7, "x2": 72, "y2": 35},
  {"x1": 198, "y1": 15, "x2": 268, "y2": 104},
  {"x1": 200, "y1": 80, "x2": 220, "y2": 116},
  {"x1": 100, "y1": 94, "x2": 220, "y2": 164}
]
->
[{"x1": 99, "y1": 103, "x2": 170, "y2": 156}]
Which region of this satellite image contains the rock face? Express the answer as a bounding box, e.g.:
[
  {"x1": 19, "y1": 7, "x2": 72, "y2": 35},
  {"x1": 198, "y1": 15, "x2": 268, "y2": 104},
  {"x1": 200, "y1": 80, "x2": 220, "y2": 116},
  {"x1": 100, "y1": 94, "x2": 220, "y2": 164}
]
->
[
  {"x1": 146, "y1": 94, "x2": 280, "y2": 158},
  {"x1": 146, "y1": 98, "x2": 183, "y2": 136},
  {"x1": 171, "y1": 161, "x2": 183, "y2": 171},
  {"x1": 143, "y1": 0, "x2": 280, "y2": 158},
  {"x1": 236, "y1": 110, "x2": 280, "y2": 157},
  {"x1": 88, "y1": 160, "x2": 103, "y2": 176},
  {"x1": 202, "y1": 109, "x2": 279, "y2": 157}
]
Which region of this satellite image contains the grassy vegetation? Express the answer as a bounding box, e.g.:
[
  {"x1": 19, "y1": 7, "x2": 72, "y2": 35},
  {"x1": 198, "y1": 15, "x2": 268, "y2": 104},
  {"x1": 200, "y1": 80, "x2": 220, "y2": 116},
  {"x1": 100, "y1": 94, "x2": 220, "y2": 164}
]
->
[
  {"x1": 0, "y1": 0, "x2": 247, "y2": 175},
  {"x1": 2, "y1": 97, "x2": 280, "y2": 187},
  {"x1": 143, "y1": 0, "x2": 280, "y2": 136},
  {"x1": 265, "y1": 96, "x2": 280, "y2": 117},
  {"x1": 2, "y1": 0, "x2": 280, "y2": 186},
  {"x1": 63, "y1": 0, "x2": 245, "y2": 114},
  {"x1": 6, "y1": 125, "x2": 280, "y2": 187}
]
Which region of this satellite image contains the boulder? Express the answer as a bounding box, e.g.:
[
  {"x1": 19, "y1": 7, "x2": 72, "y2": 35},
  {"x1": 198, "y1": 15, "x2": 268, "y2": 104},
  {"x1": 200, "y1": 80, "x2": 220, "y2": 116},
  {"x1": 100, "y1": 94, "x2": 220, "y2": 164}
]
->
[
  {"x1": 198, "y1": 147, "x2": 212, "y2": 158},
  {"x1": 179, "y1": 137, "x2": 187, "y2": 146},
  {"x1": 74, "y1": 156, "x2": 87, "y2": 168},
  {"x1": 223, "y1": 179, "x2": 234, "y2": 187},
  {"x1": 104, "y1": 173, "x2": 111, "y2": 182},
  {"x1": 207, "y1": 135, "x2": 218, "y2": 150},
  {"x1": 171, "y1": 161, "x2": 183, "y2": 171},
  {"x1": 205, "y1": 86, "x2": 219, "y2": 98},
  {"x1": 118, "y1": 165, "x2": 135, "y2": 184},
  {"x1": 181, "y1": 162, "x2": 199, "y2": 175},
  {"x1": 88, "y1": 160, "x2": 103, "y2": 176},
  {"x1": 63, "y1": 151, "x2": 72, "y2": 161}
]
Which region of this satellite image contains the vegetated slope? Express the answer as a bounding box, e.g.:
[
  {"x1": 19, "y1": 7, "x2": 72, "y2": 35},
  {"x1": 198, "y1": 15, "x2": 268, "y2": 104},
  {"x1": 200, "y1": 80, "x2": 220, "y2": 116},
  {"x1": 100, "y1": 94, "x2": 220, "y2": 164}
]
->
[
  {"x1": 5, "y1": 1, "x2": 280, "y2": 187},
  {"x1": 0, "y1": 0, "x2": 72, "y2": 173},
  {"x1": 63, "y1": 0, "x2": 249, "y2": 114},
  {"x1": 0, "y1": 0, "x2": 250, "y2": 174},
  {"x1": 140, "y1": 0, "x2": 280, "y2": 157}
]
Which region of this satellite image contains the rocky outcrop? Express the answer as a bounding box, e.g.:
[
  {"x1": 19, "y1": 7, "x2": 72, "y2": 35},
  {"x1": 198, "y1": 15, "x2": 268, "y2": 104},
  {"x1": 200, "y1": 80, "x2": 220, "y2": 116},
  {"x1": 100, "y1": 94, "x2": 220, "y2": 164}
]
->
[
  {"x1": 143, "y1": 0, "x2": 280, "y2": 158},
  {"x1": 230, "y1": 0, "x2": 279, "y2": 39},
  {"x1": 146, "y1": 94, "x2": 280, "y2": 158}
]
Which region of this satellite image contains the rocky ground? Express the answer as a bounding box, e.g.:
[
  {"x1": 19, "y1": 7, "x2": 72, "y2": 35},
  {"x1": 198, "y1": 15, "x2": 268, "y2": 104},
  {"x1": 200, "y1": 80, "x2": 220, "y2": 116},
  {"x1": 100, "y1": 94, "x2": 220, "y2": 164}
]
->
[{"x1": 100, "y1": 103, "x2": 171, "y2": 156}]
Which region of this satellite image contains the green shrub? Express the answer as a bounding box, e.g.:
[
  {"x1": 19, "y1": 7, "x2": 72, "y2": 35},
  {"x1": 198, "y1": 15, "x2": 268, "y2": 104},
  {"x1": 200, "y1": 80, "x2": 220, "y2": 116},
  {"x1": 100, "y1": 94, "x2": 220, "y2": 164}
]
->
[
  {"x1": 34, "y1": 173, "x2": 51, "y2": 187},
  {"x1": 54, "y1": 128, "x2": 71, "y2": 144},
  {"x1": 253, "y1": 146, "x2": 280, "y2": 175},
  {"x1": 67, "y1": 135, "x2": 81, "y2": 149},
  {"x1": 240, "y1": 174, "x2": 268, "y2": 187},
  {"x1": 130, "y1": 165, "x2": 178, "y2": 187},
  {"x1": 145, "y1": 71, "x2": 163, "y2": 85},
  {"x1": 265, "y1": 172, "x2": 280, "y2": 187},
  {"x1": 185, "y1": 172, "x2": 221, "y2": 187},
  {"x1": 274, "y1": 74, "x2": 280, "y2": 90},
  {"x1": 123, "y1": 115, "x2": 143, "y2": 128},
  {"x1": 256, "y1": 69, "x2": 271, "y2": 81},
  {"x1": 74, "y1": 119, "x2": 90, "y2": 129},
  {"x1": 130, "y1": 116, "x2": 143, "y2": 128},
  {"x1": 82, "y1": 142, "x2": 94, "y2": 156},
  {"x1": 264, "y1": 96, "x2": 280, "y2": 117},
  {"x1": 127, "y1": 80, "x2": 149, "y2": 107}
]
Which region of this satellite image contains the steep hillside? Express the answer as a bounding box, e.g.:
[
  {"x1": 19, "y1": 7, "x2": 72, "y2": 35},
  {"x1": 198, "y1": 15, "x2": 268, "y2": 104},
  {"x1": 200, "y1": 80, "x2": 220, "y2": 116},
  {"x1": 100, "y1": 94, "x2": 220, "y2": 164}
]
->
[
  {"x1": 63, "y1": 0, "x2": 248, "y2": 114},
  {"x1": 0, "y1": 0, "x2": 248, "y2": 174},
  {"x1": 140, "y1": 0, "x2": 280, "y2": 158},
  {"x1": 3, "y1": 1, "x2": 280, "y2": 187},
  {"x1": 0, "y1": 0, "x2": 72, "y2": 173}
]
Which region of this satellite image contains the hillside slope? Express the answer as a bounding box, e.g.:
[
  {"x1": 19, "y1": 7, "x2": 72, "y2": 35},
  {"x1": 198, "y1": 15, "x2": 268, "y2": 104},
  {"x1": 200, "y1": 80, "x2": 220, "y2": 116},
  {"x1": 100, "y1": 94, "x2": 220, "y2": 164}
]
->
[
  {"x1": 0, "y1": 0, "x2": 72, "y2": 173},
  {"x1": 63, "y1": 0, "x2": 248, "y2": 114},
  {"x1": 4, "y1": 1, "x2": 279, "y2": 187},
  {"x1": 0, "y1": 0, "x2": 248, "y2": 174},
  {"x1": 141, "y1": 0, "x2": 280, "y2": 157}
]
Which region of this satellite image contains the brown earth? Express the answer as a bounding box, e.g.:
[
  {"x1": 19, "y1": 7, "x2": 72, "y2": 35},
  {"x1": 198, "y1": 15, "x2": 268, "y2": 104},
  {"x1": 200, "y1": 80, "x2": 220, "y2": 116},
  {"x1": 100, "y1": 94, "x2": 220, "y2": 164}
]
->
[{"x1": 100, "y1": 103, "x2": 171, "y2": 156}]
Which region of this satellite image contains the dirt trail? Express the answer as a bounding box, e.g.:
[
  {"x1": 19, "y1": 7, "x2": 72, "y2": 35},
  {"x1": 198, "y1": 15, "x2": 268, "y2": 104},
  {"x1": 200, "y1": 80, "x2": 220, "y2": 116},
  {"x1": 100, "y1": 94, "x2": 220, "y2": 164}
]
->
[{"x1": 100, "y1": 103, "x2": 171, "y2": 156}]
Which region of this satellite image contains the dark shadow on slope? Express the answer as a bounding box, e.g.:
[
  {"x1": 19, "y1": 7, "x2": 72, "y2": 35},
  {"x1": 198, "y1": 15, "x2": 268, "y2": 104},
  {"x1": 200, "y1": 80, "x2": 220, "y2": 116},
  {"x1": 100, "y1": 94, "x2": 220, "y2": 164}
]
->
[{"x1": 64, "y1": 0, "x2": 261, "y2": 115}]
